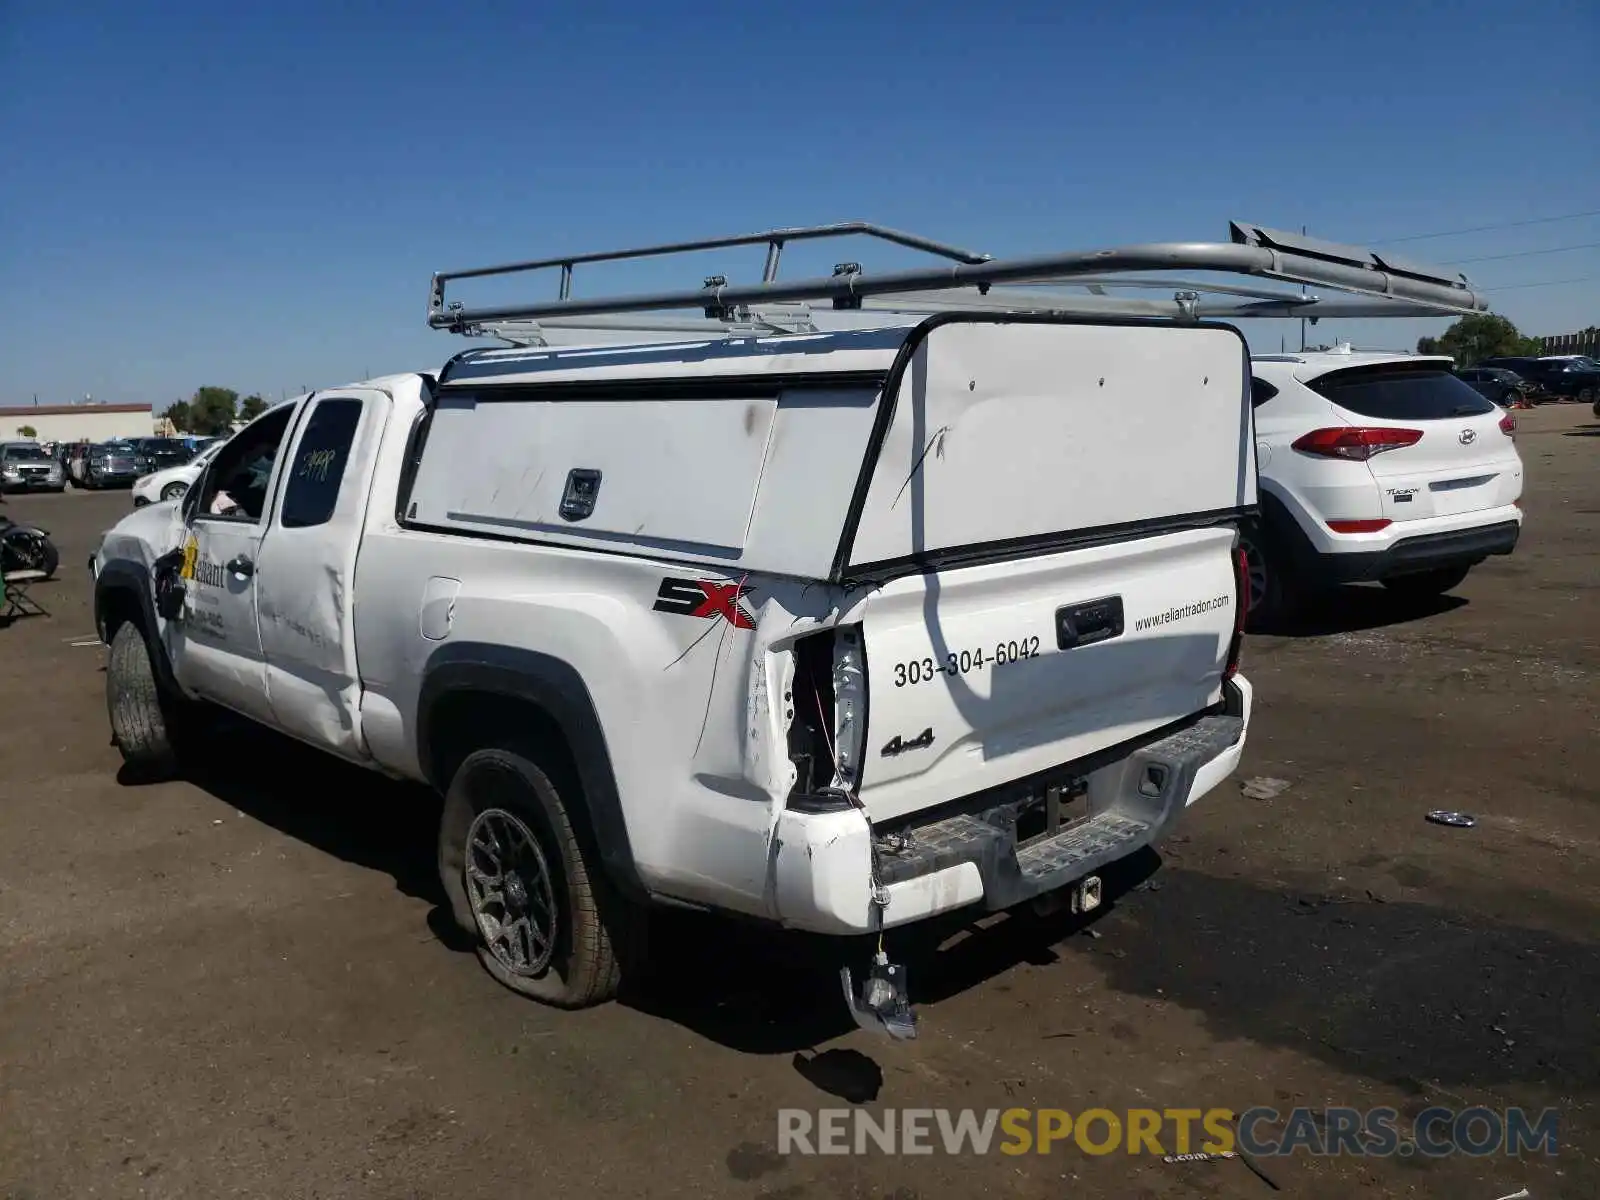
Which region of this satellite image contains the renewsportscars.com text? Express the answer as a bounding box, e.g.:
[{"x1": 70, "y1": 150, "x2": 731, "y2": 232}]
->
[{"x1": 1135, "y1": 594, "x2": 1232, "y2": 632}]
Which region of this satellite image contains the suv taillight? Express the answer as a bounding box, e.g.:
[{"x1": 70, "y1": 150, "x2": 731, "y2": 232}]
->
[
  {"x1": 1291, "y1": 427, "x2": 1423, "y2": 460},
  {"x1": 1498, "y1": 411, "x2": 1516, "y2": 438},
  {"x1": 1225, "y1": 544, "x2": 1247, "y2": 680}
]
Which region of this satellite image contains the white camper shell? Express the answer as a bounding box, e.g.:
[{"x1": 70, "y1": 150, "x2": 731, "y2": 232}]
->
[{"x1": 91, "y1": 220, "x2": 1487, "y2": 1029}]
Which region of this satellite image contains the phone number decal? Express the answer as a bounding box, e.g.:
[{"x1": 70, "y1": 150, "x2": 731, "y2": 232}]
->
[{"x1": 891, "y1": 637, "x2": 1042, "y2": 687}]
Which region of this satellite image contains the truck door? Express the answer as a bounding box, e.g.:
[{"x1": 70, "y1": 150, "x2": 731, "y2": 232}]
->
[
  {"x1": 253, "y1": 389, "x2": 390, "y2": 758},
  {"x1": 169, "y1": 401, "x2": 303, "y2": 725}
]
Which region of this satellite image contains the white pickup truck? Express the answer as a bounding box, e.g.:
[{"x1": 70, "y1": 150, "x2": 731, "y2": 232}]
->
[{"x1": 90, "y1": 222, "x2": 1487, "y2": 1032}]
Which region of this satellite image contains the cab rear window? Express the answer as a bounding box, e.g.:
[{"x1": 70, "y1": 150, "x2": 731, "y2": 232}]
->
[{"x1": 1308, "y1": 363, "x2": 1496, "y2": 421}]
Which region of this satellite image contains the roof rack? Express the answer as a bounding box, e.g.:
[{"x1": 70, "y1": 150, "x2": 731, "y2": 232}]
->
[{"x1": 427, "y1": 220, "x2": 1487, "y2": 346}]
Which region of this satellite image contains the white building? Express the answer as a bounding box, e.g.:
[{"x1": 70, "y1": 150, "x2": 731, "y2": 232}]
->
[{"x1": 0, "y1": 402, "x2": 156, "y2": 445}]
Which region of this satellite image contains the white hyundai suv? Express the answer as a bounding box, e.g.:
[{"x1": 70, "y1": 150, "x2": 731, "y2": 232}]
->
[
  {"x1": 1242, "y1": 348, "x2": 1523, "y2": 627},
  {"x1": 130, "y1": 437, "x2": 226, "y2": 507}
]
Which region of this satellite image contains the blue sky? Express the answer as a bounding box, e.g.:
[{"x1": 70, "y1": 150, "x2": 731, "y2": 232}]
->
[{"x1": 1, "y1": 0, "x2": 1596, "y2": 409}]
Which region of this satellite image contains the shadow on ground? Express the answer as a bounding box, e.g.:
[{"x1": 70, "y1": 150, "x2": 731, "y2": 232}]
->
[
  {"x1": 118, "y1": 718, "x2": 469, "y2": 949},
  {"x1": 631, "y1": 852, "x2": 1600, "y2": 1107},
  {"x1": 123, "y1": 721, "x2": 1600, "y2": 1110},
  {"x1": 1253, "y1": 584, "x2": 1466, "y2": 638}
]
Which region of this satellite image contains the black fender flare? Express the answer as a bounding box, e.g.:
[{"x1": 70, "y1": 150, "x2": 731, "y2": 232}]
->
[
  {"x1": 1250, "y1": 486, "x2": 1322, "y2": 574},
  {"x1": 93, "y1": 560, "x2": 180, "y2": 693},
  {"x1": 417, "y1": 643, "x2": 644, "y2": 900}
]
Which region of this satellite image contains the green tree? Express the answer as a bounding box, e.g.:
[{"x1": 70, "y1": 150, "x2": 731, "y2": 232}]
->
[
  {"x1": 1416, "y1": 314, "x2": 1542, "y2": 366},
  {"x1": 239, "y1": 394, "x2": 268, "y2": 421},
  {"x1": 17, "y1": 424, "x2": 36, "y2": 438},
  {"x1": 164, "y1": 399, "x2": 193, "y2": 432},
  {"x1": 186, "y1": 386, "x2": 240, "y2": 436}
]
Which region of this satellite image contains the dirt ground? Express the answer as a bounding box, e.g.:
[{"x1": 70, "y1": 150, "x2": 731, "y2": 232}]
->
[{"x1": 2, "y1": 405, "x2": 1597, "y2": 1200}]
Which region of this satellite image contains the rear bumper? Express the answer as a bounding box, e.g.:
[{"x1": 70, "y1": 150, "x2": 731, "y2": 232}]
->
[
  {"x1": 771, "y1": 675, "x2": 1252, "y2": 935},
  {"x1": 1315, "y1": 519, "x2": 1520, "y2": 584}
]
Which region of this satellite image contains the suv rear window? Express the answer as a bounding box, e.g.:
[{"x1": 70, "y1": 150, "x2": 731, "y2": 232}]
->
[{"x1": 1308, "y1": 363, "x2": 1496, "y2": 421}]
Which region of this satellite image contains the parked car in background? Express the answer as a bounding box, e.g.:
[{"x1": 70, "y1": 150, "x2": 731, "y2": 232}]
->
[
  {"x1": 131, "y1": 436, "x2": 227, "y2": 507},
  {"x1": 79, "y1": 441, "x2": 149, "y2": 490},
  {"x1": 1242, "y1": 350, "x2": 1523, "y2": 628},
  {"x1": 1456, "y1": 366, "x2": 1536, "y2": 407},
  {"x1": 131, "y1": 438, "x2": 195, "y2": 473},
  {"x1": 1480, "y1": 356, "x2": 1600, "y2": 403},
  {"x1": 0, "y1": 441, "x2": 67, "y2": 494}
]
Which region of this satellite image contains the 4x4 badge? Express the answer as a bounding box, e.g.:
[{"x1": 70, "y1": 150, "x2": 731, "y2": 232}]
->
[{"x1": 881, "y1": 727, "x2": 934, "y2": 757}]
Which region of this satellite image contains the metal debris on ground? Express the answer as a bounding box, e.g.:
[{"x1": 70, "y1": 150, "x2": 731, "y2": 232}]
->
[
  {"x1": 1241, "y1": 776, "x2": 1291, "y2": 800},
  {"x1": 1426, "y1": 810, "x2": 1477, "y2": 828}
]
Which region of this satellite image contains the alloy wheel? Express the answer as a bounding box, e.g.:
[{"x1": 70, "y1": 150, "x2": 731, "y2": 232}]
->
[{"x1": 464, "y1": 807, "x2": 558, "y2": 977}]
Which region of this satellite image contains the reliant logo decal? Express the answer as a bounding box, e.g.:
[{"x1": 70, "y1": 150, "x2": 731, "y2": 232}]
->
[
  {"x1": 178, "y1": 536, "x2": 227, "y2": 589},
  {"x1": 653, "y1": 576, "x2": 756, "y2": 629}
]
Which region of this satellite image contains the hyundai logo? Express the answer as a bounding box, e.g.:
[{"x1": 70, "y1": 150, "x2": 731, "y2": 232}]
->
[{"x1": 1458, "y1": 428, "x2": 1477, "y2": 445}]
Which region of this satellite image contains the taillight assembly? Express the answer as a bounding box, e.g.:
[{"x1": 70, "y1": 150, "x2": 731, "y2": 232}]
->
[
  {"x1": 1225, "y1": 543, "x2": 1247, "y2": 679},
  {"x1": 1326, "y1": 518, "x2": 1392, "y2": 534},
  {"x1": 1291, "y1": 427, "x2": 1423, "y2": 460},
  {"x1": 1498, "y1": 411, "x2": 1516, "y2": 438},
  {"x1": 784, "y1": 624, "x2": 866, "y2": 811}
]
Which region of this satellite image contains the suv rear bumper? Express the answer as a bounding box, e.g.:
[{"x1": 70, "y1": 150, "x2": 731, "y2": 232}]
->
[
  {"x1": 771, "y1": 675, "x2": 1251, "y2": 935},
  {"x1": 1315, "y1": 519, "x2": 1520, "y2": 584}
]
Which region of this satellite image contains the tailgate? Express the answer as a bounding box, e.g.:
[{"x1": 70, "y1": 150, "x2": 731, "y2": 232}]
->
[
  {"x1": 855, "y1": 526, "x2": 1240, "y2": 822},
  {"x1": 1364, "y1": 409, "x2": 1522, "y2": 521},
  {"x1": 1309, "y1": 359, "x2": 1524, "y2": 522}
]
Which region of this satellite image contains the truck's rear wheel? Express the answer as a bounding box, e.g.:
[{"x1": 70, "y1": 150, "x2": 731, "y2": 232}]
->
[
  {"x1": 438, "y1": 747, "x2": 631, "y2": 1008},
  {"x1": 106, "y1": 621, "x2": 183, "y2": 779},
  {"x1": 1239, "y1": 524, "x2": 1300, "y2": 632}
]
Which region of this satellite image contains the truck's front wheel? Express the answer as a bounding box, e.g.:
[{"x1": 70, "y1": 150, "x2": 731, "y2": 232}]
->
[
  {"x1": 438, "y1": 748, "x2": 633, "y2": 1009},
  {"x1": 106, "y1": 621, "x2": 185, "y2": 779}
]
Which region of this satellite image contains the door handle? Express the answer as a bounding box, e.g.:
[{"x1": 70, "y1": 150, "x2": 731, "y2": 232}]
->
[
  {"x1": 1055, "y1": 595, "x2": 1124, "y2": 650},
  {"x1": 226, "y1": 555, "x2": 255, "y2": 578}
]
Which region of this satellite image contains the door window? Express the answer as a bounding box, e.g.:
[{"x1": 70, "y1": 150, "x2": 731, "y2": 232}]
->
[
  {"x1": 195, "y1": 406, "x2": 295, "y2": 523},
  {"x1": 279, "y1": 399, "x2": 364, "y2": 529}
]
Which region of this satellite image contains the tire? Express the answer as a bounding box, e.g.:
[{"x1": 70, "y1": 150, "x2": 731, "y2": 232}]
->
[
  {"x1": 438, "y1": 747, "x2": 638, "y2": 1008},
  {"x1": 1381, "y1": 565, "x2": 1471, "y2": 599},
  {"x1": 1239, "y1": 523, "x2": 1300, "y2": 632},
  {"x1": 33, "y1": 537, "x2": 58, "y2": 580},
  {"x1": 160, "y1": 481, "x2": 188, "y2": 502},
  {"x1": 1580, "y1": 386, "x2": 1596, "y2": 405},
  {"x1": 1593, "y1": 397, "x2": 1600, "y2": 420},
  {"x1": 3, "y1": 532, "x2": 58, "y2": 579},
  {"x1": 106, "y1": 621, "x2": 183, "y2": 779}
]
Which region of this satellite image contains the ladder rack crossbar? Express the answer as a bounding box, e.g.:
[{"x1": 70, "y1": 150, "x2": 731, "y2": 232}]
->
[
  {"x1": 429, "y1": 221, "x2": 992, "y2": 300},
  {"x1": 429, "y1": 219, "x2": 1486, "y2": 336}
]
